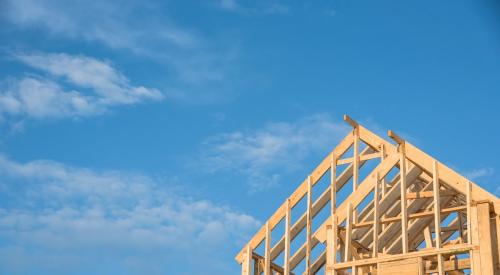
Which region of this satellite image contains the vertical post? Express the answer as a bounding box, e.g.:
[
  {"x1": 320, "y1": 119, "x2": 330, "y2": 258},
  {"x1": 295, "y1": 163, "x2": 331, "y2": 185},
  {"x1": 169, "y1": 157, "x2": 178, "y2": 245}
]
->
[
  {"x1": 380, "y1": 144, "x2": 386, "y2": 233},
  {"x1": 332, "y1": 215, "x2": 338, "y2": 265},
  {"x1": 331, "y1": 154, "x2": 337, "y2": 216},
  {"x1": 432, "y1": 160, "x2": 443, "y2": 274},
  {"x1": 477, "y1": 202, "x2": 495, "y2": 274},
  {"x1": 242, "y1": 244, "x2": 252, "y2": 275},
  {"x1": 326, "y1": 224, "x2": 333, "y2": 275},
  {"x1": 345, "y1": 202, "x2": 353, "y2": 262},
  {"x1": 305, "y1": 176, "x2": 312, "y2": 275},
  {"x1": 330, "y1": 153, "x2": 338, "y2": 274},
  {"x1": 466, "y1": 181, "x2": 472, "y2": 244},
  {"x1": 471, "y1": 202, "x2": 481, "y2": 274},
  {"x1": 373, "y1": 172, "x2": 380, "y2": 258},
  {"x1": 264, "y1": 221, "x2": 271, "y2": 275},
  {"x1": 400, "y1": 143, "x2": 408, "y2": 254},
  {"x1": 327, "y1": 215, "x2": 338, "y2": 275},
  {"x1": 284, "y1": 199, "x2": 291, "y2": 275},
  {"x1": 353, "y1": 128, "x2": 359, "y2": 223}
]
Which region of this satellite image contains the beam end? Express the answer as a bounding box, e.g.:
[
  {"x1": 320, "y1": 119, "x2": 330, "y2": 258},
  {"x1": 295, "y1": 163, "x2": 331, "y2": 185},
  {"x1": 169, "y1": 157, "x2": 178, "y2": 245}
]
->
[
  {"x1": 388, "y1": 130, "x2": 404, "y2": 145},
  {"x1": 343, "y1": 114, "x2": 359, "y2": 128}
]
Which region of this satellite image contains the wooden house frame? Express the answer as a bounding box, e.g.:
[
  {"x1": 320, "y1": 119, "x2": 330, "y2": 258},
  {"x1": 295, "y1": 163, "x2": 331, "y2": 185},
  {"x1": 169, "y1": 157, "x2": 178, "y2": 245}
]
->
[{"x1": 236, "y1": 115, "x2": 500, "y2": 275}]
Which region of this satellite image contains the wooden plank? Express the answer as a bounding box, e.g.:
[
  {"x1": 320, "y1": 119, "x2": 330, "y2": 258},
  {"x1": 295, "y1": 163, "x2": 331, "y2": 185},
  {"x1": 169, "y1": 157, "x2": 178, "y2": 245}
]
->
[
  {"x1": 400, "y1": 145, "x2": 408, "y2": 254},
  {"x1": 345, "y1": 202, "x2": 353, "y2": 262},
  {"x1": 305, "y1": 176, "x2": 312, "y2": 275},
  {"x1": 432, "y1": 161, "x2": 444, "y2": 275},
  {"x1": 424, "y1": 226, "x2": 433, "y2": 248},
  {"x1": 353, "y1": 127, "x2": 359, "y2": 223},
  {"x1": 433, "y1": 160, "x2": 442, "y2": 250},
  {"x1": 329, "y1": 243, "x2": 475, "y2": 270},
  {"x1": 359, "y1": 152, "x2": 381, "y2": 161},
  {"x1": 477, "y1": 202, "x2": 494, "y2": 274},
  {"x1": 470, "y1": 203, "x2": 481, "y2": 273},
  {"x1": 331, "y1": 154, "x2": 337, "y2": 216},
  {"x1": 326, "y1": 223, "x2": 334, "y2": 275},
  {"x1": 242, "y1": 245, "x2": 252, "y2": 275},
  {"x1": 466, "y1": 181, "x2": 472, "y2": 244},
  {"x1": 406, "y1": 190, "x2": 455, "y2": 199},
  {"x1": 284, "y1": 199, "x2": 291, "y2": 275},
  {"x1": 337, "y1": 157, "x2": 353, "y2": 166},
  {"x1": 373, "y1": 172, "x2": 380, "y2": 258},
  {"x1": 332, "y1": 215, "x2": 338, "y2": 265},
  {"x1": 264, "y1": 222, "x2": 271, "y2": 275}
]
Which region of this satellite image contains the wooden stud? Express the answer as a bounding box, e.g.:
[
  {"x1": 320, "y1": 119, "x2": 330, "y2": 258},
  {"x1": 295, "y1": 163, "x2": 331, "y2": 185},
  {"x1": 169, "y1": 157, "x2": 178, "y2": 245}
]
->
[
  {"x1": 373, "y1": 172, "x2": 380, "y2": 258},
  {"x1": 433, "y1": 160, "x2": 442, "y2": 249},
  {"x1": 432, "y1": 160, "x2": 444, "y2": 275},
  {"x1": 242, "y1": 245, "x2": 252, "y2": 275},
  {"x1": 345, "y1": 202, "x2": 353, "y2": 262},
  {"x1": 284, "y1": 199, "x2": 291, "y2": 275},
  {"x1": 331, "y1": 154, "x2": 337, "y2": 216},
  {"x1": 466, "y1": 181, "x2": 472, "y2": 244},
  {"x1": 305, "y1": 176, "x2": 312, "y2": 275},
  {"x1": 477, "y1": 202, "x2": 495, "y2": 274},
  {"x1": 400, "y1": 143, "x2": 409, "y2": 254},
  {"x1": 264, "y1": 222, "x2": 271, "y2": 275},
  {"x1": 353, "y1": 127, "x2": 359, "y2": 223}
]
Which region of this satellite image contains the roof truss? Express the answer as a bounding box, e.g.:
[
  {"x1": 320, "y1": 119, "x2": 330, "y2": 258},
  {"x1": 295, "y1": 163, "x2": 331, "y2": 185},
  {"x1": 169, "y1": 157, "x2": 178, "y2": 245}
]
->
[{"x1": 237, "y1": 115, "x2": 500, "y2": 275}]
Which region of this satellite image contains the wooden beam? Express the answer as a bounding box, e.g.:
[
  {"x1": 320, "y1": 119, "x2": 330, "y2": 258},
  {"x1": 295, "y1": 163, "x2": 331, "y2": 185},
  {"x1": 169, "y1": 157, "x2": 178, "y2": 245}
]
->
[
  {"x1": 406, "y1": 190, "x2": 455, "y2": 199},
  {"x1": 424, "y1": 226, "x2": 433, "y2": 248},
  {"x1": 264, "y1": 222, "x2": 271, "y2": 275},
  {"x1": 400, "y1": 144, "x2": 409, "y2": 254},
  {"x1": 284, "y1": 199, "x2": 291, "y2": 275},
  {"x1": 331, "y1": 154, "x2": 337, "y2": 216},
  {"x1": 329, "y1": 243, "x2": 475, "y2": 270},
  {"x1": 345, "y1": 202, "x2": 353, "y2": 262},
  {"x1": 388, "y1": 130, "x2": 404, "y2": 145},
  {"x1": 477, "y1": 202, "x2": 494, "y2": 274},
  {"x1": 305, "y1": 176, "x2": 312, "y2": 275},
  {"x1": 353, "y1": 126, "x2": 360, "y2": 223},
  {"x1": 373, "y1": 172, "x2": 380, "y2": 258},
  {"x1": 432, "y1": 160, "x2": 444, "y2": 274},
  {"x1": 242, "y1": 245, "x2": 252, "y2": 275},
  {"x1": 343, "y1": 114, "x2": 358, "y2": 128}
]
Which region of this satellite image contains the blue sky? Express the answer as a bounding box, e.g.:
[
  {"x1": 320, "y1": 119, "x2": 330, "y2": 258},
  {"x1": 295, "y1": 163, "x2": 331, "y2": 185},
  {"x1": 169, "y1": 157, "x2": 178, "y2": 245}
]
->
[{"x1": 0, "y1": 0, "x2": 499, "y2": 274}]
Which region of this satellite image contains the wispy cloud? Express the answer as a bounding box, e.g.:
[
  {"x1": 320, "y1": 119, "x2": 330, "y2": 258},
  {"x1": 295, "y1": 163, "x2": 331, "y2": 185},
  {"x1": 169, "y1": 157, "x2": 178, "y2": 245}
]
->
[
  {"x1": 3, "y1": 0, "x2": 237, "y2": 104},
  {"x1": 0, "y1": 155, "x2": 259, "y2": 274},
  {"x1": 216, "y1": 0, "x2": 290, "y2": 14},
  {"x1": 3, "y1": 0, "x2": 197, "y2": 54},
  {"x1": 463, "y1": 167, "x2": 495, "y2": 181},
  {"x1": 0, "y1": 52, "x2": 163, "y2": 120},
  {"x1": 201, "y1": 114, "x2": 349, "y2": 191}
]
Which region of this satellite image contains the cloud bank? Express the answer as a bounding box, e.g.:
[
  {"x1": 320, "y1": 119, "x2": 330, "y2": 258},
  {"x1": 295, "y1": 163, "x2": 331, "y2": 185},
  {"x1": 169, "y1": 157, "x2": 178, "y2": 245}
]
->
[
  {"x1": 201, "y1": 114, "x2": 349, "y2": 191},
  {"x1": 0, "y1": 155, "x2": 259, "y2": 274},
  {"x1": 0, "y1": 52, "x2": 163, "y2": 120}
]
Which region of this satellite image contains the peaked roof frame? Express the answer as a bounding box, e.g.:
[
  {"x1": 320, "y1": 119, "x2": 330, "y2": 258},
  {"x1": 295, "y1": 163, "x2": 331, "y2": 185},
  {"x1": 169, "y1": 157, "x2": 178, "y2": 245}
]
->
[{"x1": 237, "y1": 115, "x2": 500, "y2": 275}]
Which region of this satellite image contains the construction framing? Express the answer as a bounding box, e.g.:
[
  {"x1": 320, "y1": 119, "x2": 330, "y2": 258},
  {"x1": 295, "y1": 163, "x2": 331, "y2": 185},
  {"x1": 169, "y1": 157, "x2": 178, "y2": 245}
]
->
[{"x1": 236, "y1": 115, "x2": 500, "y2": 275}]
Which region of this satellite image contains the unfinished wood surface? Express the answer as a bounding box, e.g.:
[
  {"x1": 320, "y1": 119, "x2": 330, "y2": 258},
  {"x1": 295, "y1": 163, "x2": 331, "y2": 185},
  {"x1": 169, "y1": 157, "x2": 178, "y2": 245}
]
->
[{"x1": 237, "y1": 115, "x2": 500, "y2": 275}]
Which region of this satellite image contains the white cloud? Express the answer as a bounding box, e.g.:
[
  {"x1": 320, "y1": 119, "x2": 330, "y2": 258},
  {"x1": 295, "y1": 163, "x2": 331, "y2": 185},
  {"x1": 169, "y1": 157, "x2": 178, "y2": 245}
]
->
[
  {"x1": 0, "y1": 155, "x2": 259, "y2": 274},
  {"x1": 3, "y1": 0, "x2": 238, "y2": 104},
  {"x1": 464, "y1": 167, "x2": 494, "y2": 181},
  {"x1": 16, "y1": 52, "x2": 163, "y2": 105},
  {"x1": 216, "y1": 0, "x2": 290, "y2": 14},
  {"x1": 0, "y1": 53, "x2": 163, "y2": 120},
  {"x1": 4, "y1": 0, "x2": 197, "y2": 53},
  {"x1": 201, "y1": 114, "x2": 349, "y2": 191}
]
